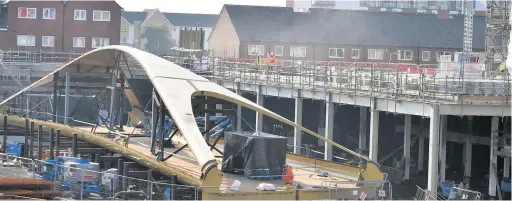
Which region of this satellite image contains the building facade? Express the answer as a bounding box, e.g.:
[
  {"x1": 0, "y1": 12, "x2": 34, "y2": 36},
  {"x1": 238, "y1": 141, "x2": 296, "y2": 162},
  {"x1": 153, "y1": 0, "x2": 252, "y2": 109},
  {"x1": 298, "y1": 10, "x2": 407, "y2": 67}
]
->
[
  {"x1": 0, "y1": 0, "x2": 122, "y2": 53},
  {"x1": 120, "y1": 10, "x2": 216, "y2": 51},
  {"x1": 287, "y1": 0, "x2": 486, "y2": 14},
  {"x1": 209, "y1": 5, "x2": 486, "y2": 65}
]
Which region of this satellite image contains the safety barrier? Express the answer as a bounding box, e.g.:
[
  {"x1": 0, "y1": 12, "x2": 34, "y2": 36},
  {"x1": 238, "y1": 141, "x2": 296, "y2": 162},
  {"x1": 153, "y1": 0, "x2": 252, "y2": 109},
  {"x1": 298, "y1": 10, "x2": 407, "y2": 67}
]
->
[
  {"x1": 448, "y1": 187, "x2": 481, "y2": 200},
  {"x1": 211, "y1": 61, "x2": 511, "y2": 106},
  {"x1": 380, "y1": 166, "x2": 404, "y2": 183}
]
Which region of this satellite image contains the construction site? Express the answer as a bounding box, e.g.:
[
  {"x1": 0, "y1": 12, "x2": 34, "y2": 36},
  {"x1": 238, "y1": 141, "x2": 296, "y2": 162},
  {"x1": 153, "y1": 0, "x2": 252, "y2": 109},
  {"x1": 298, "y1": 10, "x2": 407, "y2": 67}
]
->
[{"x1": 0, "y1": 0, "x2": 510, "y2": 201}]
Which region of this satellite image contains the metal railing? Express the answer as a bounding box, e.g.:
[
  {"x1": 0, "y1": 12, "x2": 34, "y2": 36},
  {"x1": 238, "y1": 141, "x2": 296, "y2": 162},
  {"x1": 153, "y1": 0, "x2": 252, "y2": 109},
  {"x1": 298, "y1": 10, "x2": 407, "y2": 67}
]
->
[
  {"x1": 211, "y1": 61, "x2": 511, "y2": 106},
  {"x1": 0, "y1": 153, "x2": 197, "y2": 200}
]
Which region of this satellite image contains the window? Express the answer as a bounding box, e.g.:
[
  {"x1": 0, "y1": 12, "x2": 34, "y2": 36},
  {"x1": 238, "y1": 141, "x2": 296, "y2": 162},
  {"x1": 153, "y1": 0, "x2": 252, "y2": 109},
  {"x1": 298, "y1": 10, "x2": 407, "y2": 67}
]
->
[
  {"x1": 290, "y1": 46, "x2": 306, "y2": 57},
  {"x1": 368, "y1": 49, "x2": 384, "y2": 60},
  {"x1": 398, "y1": 50, "x2": 413, "y2": 60},
  {"x1": 274, "y1": 46, "x2": 283, "y2": 56},
  {"x1": 436, "y1": 51, "x2": 451, "y2": 61},
  {"x1": 248, "y1": 45, "x2": 264, "y2": 56},
  {"x1": 18, "y1": 7, "x2": 36, "y2": 19},
  {"x1": 121, "y1": 37, "x2": 128, "y2": 44},
  {"x1": 121, "y1": 23, "x2": 128, "y2": 32},
  {"x1": 43, "y1": 8, "x2": 56, "y2": 19},
  {"x1": 351, "y1": 49, "x2": 360, "y2": 59},
  {"x1": 42, "y1": 36, "x2": 55, "y2": 47},
  {"x1": 73, "y1": 37, "x2": 86, "y2": 48},
  {"x1": 422, "y1": 51, "x2": 430, "y2": 61},
  {"x1": 92, "y1": 37, "x2": 110, "y2": 48},
  {"x1": 328, "y1": 48, "x2": 344, "y2": 58},
  {"x1": 74, "y1": 10, "x2": 87, "y2": 21},
  {"x1": 17, "y1": 35, "x2": 36, "y2": 46},
  {"x1": 93, "y1": 10, "x2": 111, "y2": 21}
]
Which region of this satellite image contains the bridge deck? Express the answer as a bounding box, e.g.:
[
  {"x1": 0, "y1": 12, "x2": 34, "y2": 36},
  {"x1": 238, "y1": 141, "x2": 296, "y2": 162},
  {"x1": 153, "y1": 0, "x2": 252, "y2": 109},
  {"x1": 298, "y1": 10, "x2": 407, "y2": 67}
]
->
[{"x1": 75, "y1": 126, "x2": 358, "y2": 192}]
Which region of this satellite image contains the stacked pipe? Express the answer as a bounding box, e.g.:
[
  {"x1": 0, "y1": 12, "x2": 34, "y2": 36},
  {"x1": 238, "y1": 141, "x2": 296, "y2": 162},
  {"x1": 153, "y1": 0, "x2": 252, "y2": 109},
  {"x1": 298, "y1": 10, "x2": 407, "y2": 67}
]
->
[{"x1": 0, "y1": 177, "x2": 62, "y2": 199}]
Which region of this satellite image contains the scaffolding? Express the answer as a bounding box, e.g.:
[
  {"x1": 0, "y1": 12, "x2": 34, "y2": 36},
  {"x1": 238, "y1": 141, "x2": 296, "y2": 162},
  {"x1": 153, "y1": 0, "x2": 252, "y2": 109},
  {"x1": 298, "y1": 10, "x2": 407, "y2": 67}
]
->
[{"x1": 485, "y1": 0, "x2": 511, "y2": 71}]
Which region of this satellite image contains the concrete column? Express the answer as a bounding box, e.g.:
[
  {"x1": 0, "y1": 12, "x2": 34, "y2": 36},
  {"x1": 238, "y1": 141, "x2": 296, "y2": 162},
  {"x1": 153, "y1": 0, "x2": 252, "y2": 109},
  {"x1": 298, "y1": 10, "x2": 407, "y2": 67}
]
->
[
  {"x1": 236, "y1": 83, "x2": 242, "y2": 133},
  {"x1": 255, "y1": 86, "x2": 264, "y2": 132},
  {"x1": 439, "y1": 116, "x2": 447, "y2": 182},
  {"x1": 504, "y1": 157, "x2": 510, "y2": 178},
  {"x1": 404, "y1": 114, "x2": 411, "y2": 180},
  {"x1": 427, "y1": 105, "x2": 440, "y2": 195},
  {"x1": 369, "y1": 103, "x2": 379, "y2": 161},
  {"x1": 464, "y1": 137, "x2": 472, "y2": 177},
  {"x1": 489, "y1": 116, "x2": 499, "y2": 197},
  {"x1": 294, "y1": 96, "x2": 303, "y2": 155},
  {"x1": 418, "y1": 118, "x2": 425, "y2": 172},
  {"x1": 359, "y1": 107, "x2": 367, "y2": 152},
  {"x1": 64, "y1": 72, "x2": 70, "y2": 125},
  {"x1": 324, "y1": 102, "x2": 334, "y2": 161}
]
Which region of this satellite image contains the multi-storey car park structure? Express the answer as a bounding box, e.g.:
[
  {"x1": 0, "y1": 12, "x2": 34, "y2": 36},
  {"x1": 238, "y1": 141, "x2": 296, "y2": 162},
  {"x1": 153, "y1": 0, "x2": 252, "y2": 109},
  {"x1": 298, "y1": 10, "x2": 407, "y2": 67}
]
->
[{"x1": 0, "y1": 2, "x2": 510, "y2": 201}]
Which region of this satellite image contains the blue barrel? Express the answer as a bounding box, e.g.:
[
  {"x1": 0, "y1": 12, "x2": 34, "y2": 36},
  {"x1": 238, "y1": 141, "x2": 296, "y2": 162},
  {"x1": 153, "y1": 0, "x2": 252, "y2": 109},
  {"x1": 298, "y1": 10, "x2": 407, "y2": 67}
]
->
[
  {"x1": 501, "y1": 178, "x2": 511, "y2": 192},
  {"x1": 441, "y1": 180, "x2": 454, "y2": 197}
]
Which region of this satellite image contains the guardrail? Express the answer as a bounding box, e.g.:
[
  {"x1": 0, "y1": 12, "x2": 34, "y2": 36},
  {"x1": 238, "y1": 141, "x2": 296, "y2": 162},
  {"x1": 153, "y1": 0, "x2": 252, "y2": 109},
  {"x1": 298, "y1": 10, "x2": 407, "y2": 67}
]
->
[{"x1": 211, "y1": 61, "x2": 511, "y2": 105}]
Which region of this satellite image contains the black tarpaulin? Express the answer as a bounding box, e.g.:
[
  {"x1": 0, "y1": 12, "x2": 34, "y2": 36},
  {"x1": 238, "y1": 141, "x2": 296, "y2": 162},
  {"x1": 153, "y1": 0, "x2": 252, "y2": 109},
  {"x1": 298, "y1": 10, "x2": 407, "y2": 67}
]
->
[{"x1": 221, "y1": 131, "x2": 287, "y2": 179}]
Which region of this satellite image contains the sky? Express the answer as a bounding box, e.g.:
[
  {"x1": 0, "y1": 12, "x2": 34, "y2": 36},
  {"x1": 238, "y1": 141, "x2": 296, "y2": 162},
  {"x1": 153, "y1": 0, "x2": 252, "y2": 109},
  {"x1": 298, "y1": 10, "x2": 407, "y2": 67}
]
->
[
  {"x1": 116, "y1": 0, "x2": 488, "y2": 14},
  {"x1": 116, "y1": 0, "x2": 286, "y2": 14}
]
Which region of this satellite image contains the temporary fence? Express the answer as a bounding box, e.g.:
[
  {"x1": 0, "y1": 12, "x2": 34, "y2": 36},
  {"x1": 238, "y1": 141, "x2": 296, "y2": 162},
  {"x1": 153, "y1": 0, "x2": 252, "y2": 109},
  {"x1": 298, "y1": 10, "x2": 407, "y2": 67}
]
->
[
  {"x1": 447, "y1": 187, "x2": 481, "y2": 200},
  {"x1": 0, "y1": 152, "x2": 198, "y2": 200},
  {"x1": 380, "y1": 166, "x2": 405, "y2": 184}
]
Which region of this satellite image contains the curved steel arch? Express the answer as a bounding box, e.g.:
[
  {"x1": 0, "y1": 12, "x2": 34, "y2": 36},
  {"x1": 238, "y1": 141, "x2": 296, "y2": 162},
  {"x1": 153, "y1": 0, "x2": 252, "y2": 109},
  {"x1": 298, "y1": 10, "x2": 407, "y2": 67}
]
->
[{"x1": 1, "y1": 45, "x2": 381, "y2": 186}]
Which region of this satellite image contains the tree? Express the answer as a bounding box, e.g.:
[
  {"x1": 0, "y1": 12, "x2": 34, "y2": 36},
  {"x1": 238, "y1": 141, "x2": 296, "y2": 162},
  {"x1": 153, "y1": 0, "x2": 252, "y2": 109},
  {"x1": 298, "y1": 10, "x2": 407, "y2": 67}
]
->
[{"x1": 141, "y1": 26, "x2": 175, "y2": 55}]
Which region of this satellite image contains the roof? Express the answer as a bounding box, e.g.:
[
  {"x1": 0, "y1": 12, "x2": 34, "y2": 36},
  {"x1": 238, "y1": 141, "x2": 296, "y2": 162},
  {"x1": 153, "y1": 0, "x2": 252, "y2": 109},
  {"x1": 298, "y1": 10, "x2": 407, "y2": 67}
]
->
[
  {"x1": 163, "y1": 13, "x2": 217, "y2": 27},
  {"x1": 223, "y1": 5, "x2": 486, "y2": 49},
  {"x1": 122, "y1": 11, "x2": 217, "y2": 27},
  {"x1": 121, "y1": 11, "x2": 147, "y2": 24}
]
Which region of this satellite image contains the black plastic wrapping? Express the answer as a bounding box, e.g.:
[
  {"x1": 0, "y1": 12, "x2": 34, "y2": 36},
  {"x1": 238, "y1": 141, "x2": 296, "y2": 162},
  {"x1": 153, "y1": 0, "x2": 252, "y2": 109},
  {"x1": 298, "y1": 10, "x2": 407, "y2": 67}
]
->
[{"x1": 221, "y1": 131, "x2": 287, "y2": 179}]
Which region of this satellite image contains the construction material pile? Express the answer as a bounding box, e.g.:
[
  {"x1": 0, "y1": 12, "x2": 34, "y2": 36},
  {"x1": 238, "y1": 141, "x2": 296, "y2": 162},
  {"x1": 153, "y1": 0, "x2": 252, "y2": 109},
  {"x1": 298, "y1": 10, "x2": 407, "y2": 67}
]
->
[{"x1": 0, "y1": 177, "x2": 63, "y2": 199}]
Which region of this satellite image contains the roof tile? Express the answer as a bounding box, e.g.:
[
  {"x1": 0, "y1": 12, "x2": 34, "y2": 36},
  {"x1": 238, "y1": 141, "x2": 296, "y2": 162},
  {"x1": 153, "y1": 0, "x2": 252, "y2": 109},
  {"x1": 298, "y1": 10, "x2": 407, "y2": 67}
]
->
[{"x1": 224, "y1": 5, "x2": 486, "y2": 49}]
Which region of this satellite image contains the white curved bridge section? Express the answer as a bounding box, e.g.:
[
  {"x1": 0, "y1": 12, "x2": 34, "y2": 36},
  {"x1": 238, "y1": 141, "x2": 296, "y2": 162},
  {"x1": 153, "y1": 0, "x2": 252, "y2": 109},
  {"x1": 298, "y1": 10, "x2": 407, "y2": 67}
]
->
[{"x1": 0, "y1": 45, "x2": 370, "y2": 174}]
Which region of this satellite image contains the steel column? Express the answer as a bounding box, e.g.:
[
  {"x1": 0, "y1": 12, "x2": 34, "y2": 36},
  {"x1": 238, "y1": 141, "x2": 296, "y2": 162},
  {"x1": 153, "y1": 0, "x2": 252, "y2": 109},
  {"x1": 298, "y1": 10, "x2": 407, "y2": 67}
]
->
[
  {"x1": 369, "y1": 102, "x2": 379, "y2": 161},
  {"x1": 49, "y1": 128, "x2": 55, "y2": 160},
  {"x1": 56, "y1": 130, "x2": 61, "y2": 158},
  {"x1": 158, "y1": 101, "x2": 165, "y2": 160},
  {"x1": 108, "y1": 72, "x2": 117, "y2": 131},
  {"x1": 24, "y1": 119, "x2": 29, "y2": 157},
  {"x1": 255, "y1": 86, "x2": 264, "y2": 132},
  {"x1": 2, "y1": 116, "x2": 6, "y2": 154},
  {"x1": 359, "y1": 107, "x2": 368, "y2": 152},
  {"x1": 489, "y1": 116, "x2": 499, "y2": 196},
  {"x1": 29, "y1": 122, "x2": 34, "y2": 159},
  {"x1": 119, "y1": 74, "x2": 125, "y2": 131},
  {"x1": 64, "y1": 72, "x2": 70, "y2": 125},
  {"x1": 37, "y1": 125, "x2": 42, "y2": 160},
  {"x1": 72, "y1": 133, "x2": 78, "y2": 157},
  {"x1": 52, "y1": 72, "x2": 59, "y2": 123},
  {"x1": 294, "y1": 96, "x2": 303, "y2": 155}
]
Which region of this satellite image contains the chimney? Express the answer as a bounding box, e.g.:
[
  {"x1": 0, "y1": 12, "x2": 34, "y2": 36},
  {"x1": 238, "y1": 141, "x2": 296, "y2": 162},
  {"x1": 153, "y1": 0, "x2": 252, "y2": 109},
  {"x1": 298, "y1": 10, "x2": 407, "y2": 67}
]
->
[{"x1": 286, "y1": 0, "x2": 294, "y2": 8}]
